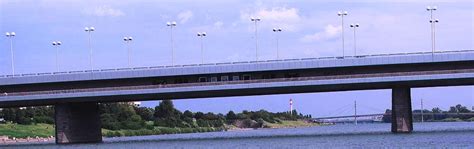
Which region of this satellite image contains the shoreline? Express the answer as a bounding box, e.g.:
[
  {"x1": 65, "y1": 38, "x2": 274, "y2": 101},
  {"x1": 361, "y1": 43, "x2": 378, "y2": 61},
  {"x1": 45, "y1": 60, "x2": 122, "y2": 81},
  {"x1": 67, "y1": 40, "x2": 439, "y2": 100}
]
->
[
  {"x1": 1, "y1": 122, "x2": 473, "y2": 145},
  {"x1": 0, "y1": 120, "x2": 471, "y2": 144},
  {"x1": 0, "y1": 136, "x2": 54, "y2": 144}
]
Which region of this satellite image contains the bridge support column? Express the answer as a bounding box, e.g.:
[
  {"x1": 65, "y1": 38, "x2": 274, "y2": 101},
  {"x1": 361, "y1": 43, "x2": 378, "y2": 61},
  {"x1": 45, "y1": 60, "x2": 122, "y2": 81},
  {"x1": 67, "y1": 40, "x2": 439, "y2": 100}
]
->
[
  {"x1": 55, "y1": 102, "x2": 102, "y2": 144},
  {"x1": 391, "y1": 87, "x2": 413, "y2": 133}
]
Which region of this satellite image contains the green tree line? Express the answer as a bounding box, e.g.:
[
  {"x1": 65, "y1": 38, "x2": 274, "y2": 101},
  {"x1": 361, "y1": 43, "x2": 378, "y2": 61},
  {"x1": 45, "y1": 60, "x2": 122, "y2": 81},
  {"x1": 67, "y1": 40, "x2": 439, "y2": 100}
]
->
[
  {"x1": 0, "y1": 100, "x2": 312, "y2": 130},
  {"x1": 382, "y1": 104, "x2": 474, "y2": 122}
]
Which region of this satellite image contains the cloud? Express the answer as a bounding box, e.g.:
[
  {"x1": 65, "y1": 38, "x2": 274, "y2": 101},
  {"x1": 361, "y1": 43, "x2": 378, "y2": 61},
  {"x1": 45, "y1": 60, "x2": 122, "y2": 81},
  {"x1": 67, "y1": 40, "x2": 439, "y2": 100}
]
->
[
  {"x1": 240, "y1": 7, "x2": 302, "y2": 32},
  {"x1": 84, "y1": 6, "x2": 125, "y2": 17},
  {"x1": 177, "y1": 10, "x2": 193, "y2": 24},
  {"x1": 300, "y1": 24, "x2": 342, "y2": 42},
  {"x1": 213, "y1": 21, "x2": 224, "y2": 28}
]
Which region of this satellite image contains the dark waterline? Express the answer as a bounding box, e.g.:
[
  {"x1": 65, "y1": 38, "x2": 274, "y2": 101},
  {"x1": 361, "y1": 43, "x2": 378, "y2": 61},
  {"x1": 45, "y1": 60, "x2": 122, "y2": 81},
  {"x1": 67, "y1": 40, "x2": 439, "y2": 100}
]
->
[{"x1": 2, "y1": 122, "x2": 474, "y2": 148}]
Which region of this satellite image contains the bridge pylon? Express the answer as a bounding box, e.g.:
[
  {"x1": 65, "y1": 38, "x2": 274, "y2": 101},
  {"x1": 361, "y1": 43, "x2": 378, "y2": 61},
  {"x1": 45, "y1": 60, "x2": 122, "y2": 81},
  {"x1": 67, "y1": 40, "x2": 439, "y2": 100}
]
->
[
  {"x1": 391, "y1": 87, "x2": 413, "y2": 133},
  {"x1": 55, "y1": 102, "x2": 102, "y2": 144}
]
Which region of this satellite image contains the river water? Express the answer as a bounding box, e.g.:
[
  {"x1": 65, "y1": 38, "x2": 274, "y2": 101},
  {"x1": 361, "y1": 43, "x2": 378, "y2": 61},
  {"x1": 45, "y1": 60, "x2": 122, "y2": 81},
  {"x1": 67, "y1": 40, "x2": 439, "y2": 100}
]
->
[{"x1": 3, "y1": 122, "x2": 474, "y2": 148}]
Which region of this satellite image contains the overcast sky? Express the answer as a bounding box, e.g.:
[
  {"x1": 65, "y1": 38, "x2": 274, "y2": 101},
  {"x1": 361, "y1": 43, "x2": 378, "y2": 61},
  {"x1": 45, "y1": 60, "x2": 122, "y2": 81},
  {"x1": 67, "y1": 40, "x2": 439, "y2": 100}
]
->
[{"x1": 1, "y1": 0, "x2": 473, "y2": 117}]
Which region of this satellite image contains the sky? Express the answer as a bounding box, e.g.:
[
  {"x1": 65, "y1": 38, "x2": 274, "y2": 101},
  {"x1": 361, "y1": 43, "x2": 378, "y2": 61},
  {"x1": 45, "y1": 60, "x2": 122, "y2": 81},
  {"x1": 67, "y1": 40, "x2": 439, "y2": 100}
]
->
[{"x1": 1, "y1": 0, "x2": 473, "y2": 117}]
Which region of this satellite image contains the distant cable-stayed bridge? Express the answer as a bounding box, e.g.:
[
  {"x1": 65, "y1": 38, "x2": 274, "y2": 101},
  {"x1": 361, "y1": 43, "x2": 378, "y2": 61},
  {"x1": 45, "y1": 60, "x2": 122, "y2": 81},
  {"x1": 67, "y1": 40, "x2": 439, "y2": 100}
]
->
[{"x1": 313, "y1": 113, "x2": 474, "y2": 123}]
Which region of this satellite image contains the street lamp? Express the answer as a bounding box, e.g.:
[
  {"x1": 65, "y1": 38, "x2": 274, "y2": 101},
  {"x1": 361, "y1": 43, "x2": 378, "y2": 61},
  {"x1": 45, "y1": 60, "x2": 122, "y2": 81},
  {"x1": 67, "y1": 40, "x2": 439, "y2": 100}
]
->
[
  {"x1": 84, "y1": 27, "x2": 95, "y2": 71},
  {"x1": 166, "y1": 21, "x2": 177, "y2": 65},
  {"x1": 350, "y1": 23, "x2": 360, "y2": 56},
  {"x1": 427, "y1": 6, "x2": 437, "y2": 59},
  {"x1": 250, "y1": 17, "x2": 261, "y2": 61},
  {"x1": 123, "y1": 36, "x2": 133, "y2": 68},
  {"x1": 337, "y1": 11, "x2": 348, "y2": 57},
  {"x1": 430, "y1": 19, "x2": 439, "y2": 56},
  {"x1": 272, "y1": 28, "x2": 282, "y2": 60},
  {"x1": 52, "y1": 41, "x2": 62, "y2": 72},
  {"x1": 5, "y1": 32, "x2": 16, "y2": 75},
  {"x1": 197, "y1": 32, "x2": 207, "y2": 64}
]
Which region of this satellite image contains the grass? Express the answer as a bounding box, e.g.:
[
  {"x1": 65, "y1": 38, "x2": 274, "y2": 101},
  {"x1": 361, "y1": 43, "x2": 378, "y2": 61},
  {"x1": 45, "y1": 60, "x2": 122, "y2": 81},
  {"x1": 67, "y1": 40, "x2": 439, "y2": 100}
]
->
[
  {"x1": 264, "y1": 120, "x2": 319, "y2": 128},
  {"x1": 0, "y1": 123, "x2": 54, "y2": 138},
  {"x1": 0, "y1": 122, "x2": 223, "y2": 138},
  {"x1": 0, "y1": 120, "x2": 319, "y2": 139},
  {"x1": 466, "y1": 117, "x2": 474, "y2": 122},
  {"x1": 441, "y1": 118, "x2": 464, "y2": 122}
]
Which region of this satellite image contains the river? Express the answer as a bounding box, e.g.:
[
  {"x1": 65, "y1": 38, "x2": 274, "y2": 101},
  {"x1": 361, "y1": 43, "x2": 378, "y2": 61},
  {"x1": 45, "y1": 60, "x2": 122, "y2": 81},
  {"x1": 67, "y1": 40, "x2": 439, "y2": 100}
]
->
[{"x1": 2, "y1": 122, "x2": 474, "y2": 148}]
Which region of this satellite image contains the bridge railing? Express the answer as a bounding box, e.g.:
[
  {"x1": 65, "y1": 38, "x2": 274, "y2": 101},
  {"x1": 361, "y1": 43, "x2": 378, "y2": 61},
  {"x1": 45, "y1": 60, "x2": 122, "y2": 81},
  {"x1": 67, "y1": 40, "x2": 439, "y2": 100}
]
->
[{"x1": 1, "y1": 50, "x2": 473, "y2": 79}]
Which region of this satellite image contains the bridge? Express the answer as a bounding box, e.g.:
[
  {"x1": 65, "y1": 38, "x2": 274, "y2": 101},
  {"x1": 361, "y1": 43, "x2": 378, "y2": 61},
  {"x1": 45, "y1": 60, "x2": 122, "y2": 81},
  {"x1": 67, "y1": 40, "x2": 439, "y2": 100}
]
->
[
  {"x1": 1, "y1": 50, "x2": 474, "y2": 144},
  {"x1": 313, "y1": 113, "x2": 474, "y2": 123}
]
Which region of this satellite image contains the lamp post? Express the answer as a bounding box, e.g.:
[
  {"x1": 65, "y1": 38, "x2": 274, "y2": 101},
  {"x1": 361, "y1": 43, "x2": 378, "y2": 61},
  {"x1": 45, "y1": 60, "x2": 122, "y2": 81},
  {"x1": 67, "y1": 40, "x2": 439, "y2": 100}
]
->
[
  {"x1": 84, "y1": 27, "x2": 95, "y2": 71},
  {"x1": 250, "y1": 17, "x2": 261, "y2": 61},
  {"x1": 5, "y1": 32, "x2": 16, "y2": 75},
  {"x1": 197, "y1": 32, "x2": 207, "y2": 64},
  {"x1": 123, "y1": 36, "x2": 133, "y2": 68},
  {"x1": 350, "y1": 23, "x2": 359, "y2": 57},
  {"x1": 337, "y1": 11, "x2": 348, "y2": 57},
  {"x1": 354, "y1": 100, "x2": 357, "y2": 125},
  {"x1": 52, "y1": 41, "x2": 62, "y2": 72},
  {"x1": 166, "y1": 21, "x2": 177, "y2": 65},
  {"x1": 426, "y1": 6, "x2": 437, "y2": 59},
  {"x1": 273, "y1": 28, "x2": 282, "y2": 60},
  {"x1": 429, "y1": 19, "x2": 439, "y2": 60}
]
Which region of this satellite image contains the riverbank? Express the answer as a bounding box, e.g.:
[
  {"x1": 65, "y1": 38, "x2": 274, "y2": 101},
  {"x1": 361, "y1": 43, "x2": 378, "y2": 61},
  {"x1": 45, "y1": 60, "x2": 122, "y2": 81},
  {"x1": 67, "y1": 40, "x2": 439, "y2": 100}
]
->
[
  {"x1": 103, "y1": 127, "x2": 225, "y2": 137},
  {"x1": 1, "y1": 118, "x2": 472, "y2": 141},
  {"x1": 0, "y1": 123, "x2": 54, "y2": 139},
  {"x1": 0, "y1": 119, "x2": 319, "y2": 140},
  {"x1": 264, "y1": 120, "x2": 321, "y2": 128},
  {"x1": 2, "y1": 122, "x2": 473, "y2": 148},
  {"x1": 0, "y1": 123, "x2": 55, "y2": 144},
  {"x1": 103, "y1": 120, "x2": 320, "y2": 137}
]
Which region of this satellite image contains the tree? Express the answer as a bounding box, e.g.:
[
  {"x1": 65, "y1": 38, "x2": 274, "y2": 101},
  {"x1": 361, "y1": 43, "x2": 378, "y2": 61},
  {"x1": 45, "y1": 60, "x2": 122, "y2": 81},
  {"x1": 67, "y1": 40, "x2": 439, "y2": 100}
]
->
[
  {"x1": 194, "y1": 112, "x2": 204, "y2": 119},
  {"x1": 382, "y1": 109, "x2": 392, "y2": 123},
  {"x1": 226, "y1": 111, "x2": 237, "y2": 120},
  {"x1": 182, "y1": 110, "x2": 195, "y2": 127},
  {"x1": 449, "y1": 104, "x2": 470, "y2": 113},
  {"x1": 135, "y1": 107, "x2": 154, "y2": 121},
  {"x1": 2, "y1": 108, "x2": 17, "y2": 122},
  {"x1": 432, "y1": 107, "x2": 443, "y2": 113},
  {"x1": 154, "y1": 100, "x2": 176, "y2": 119},
  {"x1": 99, "y1": 103, "x2": 145, "y2": 130},
  {"x1": 101, "y1": 113, "x2": 120, "y2": 130},
  {"x1": 203, "y1": 112, "x2": 218, "y2": 120},
  {"x1": 183, "y1": 110, "x2": 194, "y2": 119},
  {"x1": 153, "y1": 100, "x2": 188, "y2": 127}
]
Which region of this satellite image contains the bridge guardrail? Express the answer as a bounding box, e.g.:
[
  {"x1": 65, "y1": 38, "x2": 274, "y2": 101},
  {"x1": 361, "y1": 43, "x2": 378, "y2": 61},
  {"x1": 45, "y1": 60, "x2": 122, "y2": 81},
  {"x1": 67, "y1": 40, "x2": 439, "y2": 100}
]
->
[{"x1": 1, "y1": 50, "x2": 473, "y2": 79}]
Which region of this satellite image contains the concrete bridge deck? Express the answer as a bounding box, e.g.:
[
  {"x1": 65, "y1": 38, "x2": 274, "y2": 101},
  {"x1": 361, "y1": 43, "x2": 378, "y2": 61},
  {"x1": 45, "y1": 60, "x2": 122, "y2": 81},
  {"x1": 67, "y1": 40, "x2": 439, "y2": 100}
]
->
[
  {"x1": 0, "y1": 68, "x2": 473, "y2": 107},
  {"x1": 1, "y1": 50, "x2": 473, "y2": 85}
]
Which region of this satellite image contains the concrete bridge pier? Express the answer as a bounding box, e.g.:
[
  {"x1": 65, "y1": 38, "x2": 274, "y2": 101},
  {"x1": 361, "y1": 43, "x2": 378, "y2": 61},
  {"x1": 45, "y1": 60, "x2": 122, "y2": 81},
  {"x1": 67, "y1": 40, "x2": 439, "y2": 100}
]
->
[
  {"x1": 55, "y1": 102, "x2": 102, "y2": 144},
  {"x1": 391, "y1": 87, "x2": 413, "y2": 133}
]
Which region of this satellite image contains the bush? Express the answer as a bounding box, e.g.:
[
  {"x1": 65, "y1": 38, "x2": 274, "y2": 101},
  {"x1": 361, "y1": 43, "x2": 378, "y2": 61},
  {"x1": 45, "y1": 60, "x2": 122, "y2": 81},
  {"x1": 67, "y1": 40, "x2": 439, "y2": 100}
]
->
[
  {"x1": 158, "y1": 127, "x2": 177, "y2": 134},
  {"x1": 441, "y1": 118, "x2": 463, "y2": 122},
  {"x1": 145, "y1": 124, "x2": 154, "y2": 130},
  {"x1": 123, "y1": 130, "x2": 136, "y2": 136},
  {"x1": 33, "y1": 116, "x2": 54, "y2": 124},
  {"x1": 152, "y1": 129, "x2": 162, "y2": 135},
  {"x1": 468, "y1": 117, "x2": 474, "y2": 122}
]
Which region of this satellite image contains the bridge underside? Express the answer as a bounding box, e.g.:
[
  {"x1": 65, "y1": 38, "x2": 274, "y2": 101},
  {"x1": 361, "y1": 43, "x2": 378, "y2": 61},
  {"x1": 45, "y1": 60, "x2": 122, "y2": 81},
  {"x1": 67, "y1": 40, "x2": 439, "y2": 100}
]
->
[{"x1": 0, "y1": 76, "x2": 472, "y2": 108}]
